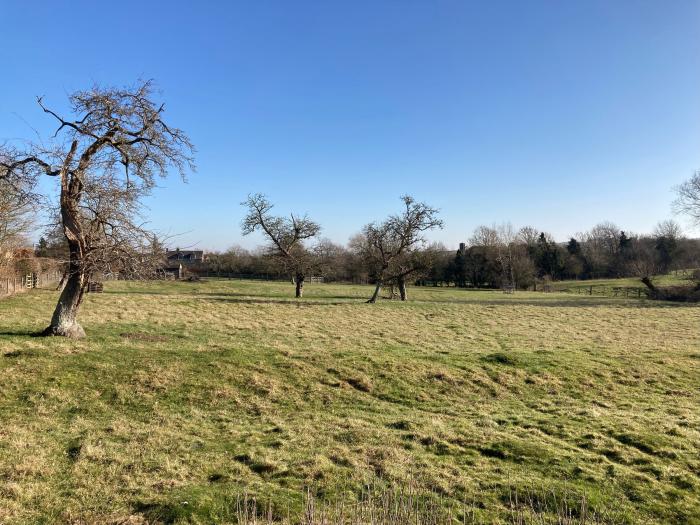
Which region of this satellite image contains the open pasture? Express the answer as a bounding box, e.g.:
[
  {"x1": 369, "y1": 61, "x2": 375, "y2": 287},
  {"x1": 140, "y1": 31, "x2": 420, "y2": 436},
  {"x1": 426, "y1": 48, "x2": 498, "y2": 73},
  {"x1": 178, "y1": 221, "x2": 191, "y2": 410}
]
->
[{"x1": 0, "y1": 280, "x2": 698, "y2": 523}]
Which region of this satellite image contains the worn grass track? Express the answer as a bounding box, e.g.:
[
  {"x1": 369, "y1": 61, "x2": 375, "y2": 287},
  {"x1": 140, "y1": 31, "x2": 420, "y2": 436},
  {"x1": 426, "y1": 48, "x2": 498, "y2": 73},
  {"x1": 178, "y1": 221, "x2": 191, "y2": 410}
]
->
[{"x1": 0, "y1": 280, "x2": 698, "y2": 524}]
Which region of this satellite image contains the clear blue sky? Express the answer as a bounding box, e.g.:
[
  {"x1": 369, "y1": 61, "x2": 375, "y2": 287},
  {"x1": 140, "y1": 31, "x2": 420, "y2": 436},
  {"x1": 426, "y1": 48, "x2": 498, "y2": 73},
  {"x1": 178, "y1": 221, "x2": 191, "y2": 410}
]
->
[{"x1": 2, "y1": 1, "x2": 699, "y2": 250}]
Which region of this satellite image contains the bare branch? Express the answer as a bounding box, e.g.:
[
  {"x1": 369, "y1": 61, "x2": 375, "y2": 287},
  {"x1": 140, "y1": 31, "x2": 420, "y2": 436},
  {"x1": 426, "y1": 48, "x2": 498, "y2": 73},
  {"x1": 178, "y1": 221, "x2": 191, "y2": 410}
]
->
[
  {"x1": 241, "y1": 194, "x2": 322, "y2": 297},
  {"x1": 674, "y1": 171, "x2": 700, "y2": 225},
  {"x1": 1, "y1": 80, "x2": 195, "y2": 337}
]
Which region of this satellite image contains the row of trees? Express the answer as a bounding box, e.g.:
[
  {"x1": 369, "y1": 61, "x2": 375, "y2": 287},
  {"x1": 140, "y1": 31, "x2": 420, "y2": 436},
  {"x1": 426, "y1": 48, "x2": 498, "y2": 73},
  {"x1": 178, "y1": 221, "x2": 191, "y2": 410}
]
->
[
  {"x1": 205, "y1": 216, "x2": 698, "y2": 294},
  {"x1": 438, "y1": 220, "x2": 696, "y2": 290},
  {"x1": 238, "y1": 194, "x2": 443, "y2": 301}
]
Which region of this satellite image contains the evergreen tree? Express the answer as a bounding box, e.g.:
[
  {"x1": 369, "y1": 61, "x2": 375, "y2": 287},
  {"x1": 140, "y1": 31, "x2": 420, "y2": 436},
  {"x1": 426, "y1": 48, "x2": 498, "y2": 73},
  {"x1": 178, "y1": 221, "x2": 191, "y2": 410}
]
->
[
  {"x1": 566, "y1": 237, "x2": 581, "y2": 256},
  {"x1": 453, "y1": 244, "x2": 467, "y2": 287}
]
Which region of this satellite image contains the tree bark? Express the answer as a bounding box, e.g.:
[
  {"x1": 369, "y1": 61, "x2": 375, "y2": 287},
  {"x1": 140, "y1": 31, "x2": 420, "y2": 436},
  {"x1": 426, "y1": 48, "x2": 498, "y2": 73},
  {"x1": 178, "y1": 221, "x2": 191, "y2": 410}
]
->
[
  {"x1": 295, "y1": 273, "x2": 304, "y2": 298},
  {"x1": 397, "y1": 276, "x2": 407, "y2": 301},
  {"x1": 42, "y1": 141, "x2": 87, "y2": 338},
  {"x1": 367, "y1": 280, "x2": 382, "y2": 303},
  {"x1": 42, "y1": 252, "x2": 87, "y2": 339},
  {"x1": 641, "y1": 277, "x2": 658, "y2": 299}
]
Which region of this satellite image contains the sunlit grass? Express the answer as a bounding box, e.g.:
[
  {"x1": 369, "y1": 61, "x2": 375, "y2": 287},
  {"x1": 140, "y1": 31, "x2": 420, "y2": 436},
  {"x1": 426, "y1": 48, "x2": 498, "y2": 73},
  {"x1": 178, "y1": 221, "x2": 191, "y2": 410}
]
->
[
  {"x1": 0, "y1": 279, "x2": 698, "y2": 523},
  {"x1": 554, "y1": 271, "x2": 694, "y2": 294}
]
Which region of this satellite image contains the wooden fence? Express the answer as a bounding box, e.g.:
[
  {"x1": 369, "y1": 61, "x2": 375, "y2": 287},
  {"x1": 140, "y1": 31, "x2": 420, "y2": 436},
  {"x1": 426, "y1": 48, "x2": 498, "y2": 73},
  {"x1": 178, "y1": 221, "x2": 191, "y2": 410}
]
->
[
  {"x1": 551, "y1": 285, "x2": 647, "y2": 298},
  {"x1": 0, "y1": 271, "x2": 62, "y2": 298},
  {"x1": 198, "y1": 271, "x2": 325, "y2": 283}
]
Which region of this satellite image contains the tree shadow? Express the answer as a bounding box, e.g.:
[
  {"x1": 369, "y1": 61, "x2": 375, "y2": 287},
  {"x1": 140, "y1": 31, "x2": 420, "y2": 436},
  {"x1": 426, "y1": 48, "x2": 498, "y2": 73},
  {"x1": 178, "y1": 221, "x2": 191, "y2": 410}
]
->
[
  {"x1": 0, "y1": 329, "x2": 46, "y2": 337},
  {"x1": 201, "y1": 296, "x2": 353, "y2": 306},
  {"x1": 408, "y1": 296, "x2": 693, "y2": 309},
  {"x1": 203, "y1": 294, "x2": 694, "y2": 309},
  {"x1": 195, "y1": 290, "x2": 364, "y2": 300},
  {"x1": 101, "y1": 290, "x2": 180, "y2": 296}
]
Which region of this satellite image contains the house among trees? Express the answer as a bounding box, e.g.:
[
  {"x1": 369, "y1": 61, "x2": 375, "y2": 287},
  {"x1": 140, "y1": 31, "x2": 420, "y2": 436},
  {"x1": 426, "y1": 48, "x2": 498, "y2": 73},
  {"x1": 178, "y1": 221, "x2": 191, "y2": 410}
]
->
[
  {"x1": 166, "y1": 248, "x2": 204, "y2": 265},
  {"x1": 163, "y1": 249, "x2": 206, "y2": 279}
]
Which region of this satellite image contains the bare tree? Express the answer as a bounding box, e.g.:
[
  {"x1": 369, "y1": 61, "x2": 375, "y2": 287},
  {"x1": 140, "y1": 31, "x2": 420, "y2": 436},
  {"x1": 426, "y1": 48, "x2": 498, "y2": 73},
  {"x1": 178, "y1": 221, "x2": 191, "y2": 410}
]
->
[
  {"x1": 674, "y1": 171, "x2": 700, "y2": 225},
  {"x1": 0, "y1": 179, "x2": 32, "y2": 254},
  {"x1": 0, "y1": 179, "x2": 33, "y2": 280},
  {"x1": 578, "y1": 222, "x2": 620, "y2": 278},
  {"x1": 516, "y1": 225, "x2": 540, "y2": 247},
  {"x1": 312, "y1": 238, "x2": 350, "y2": 282},
  {"x1": 469, "y1": 224, "x2": 500, "y2": 248},
  {"x1": 626, "y1": 236, "x2": 683, "y2": 299},
  {"x1": 654, "y1": 219, "x2": 683, "y2": 240},
  {"x1": 389, "y1": 246, "x2": 441, "y2": 300},
  {"x1": 358, "y1": 196, "x2": 443, "y2": 303},
  {"x1": 495, "y1": 223, "x2": 517, "y2": 291},
  {"x1": 241, "y1": 194, "x2": 321, "y2": 298},
  {"x1": 0, "y1": 80, "x2": 195, "y2": 338}
]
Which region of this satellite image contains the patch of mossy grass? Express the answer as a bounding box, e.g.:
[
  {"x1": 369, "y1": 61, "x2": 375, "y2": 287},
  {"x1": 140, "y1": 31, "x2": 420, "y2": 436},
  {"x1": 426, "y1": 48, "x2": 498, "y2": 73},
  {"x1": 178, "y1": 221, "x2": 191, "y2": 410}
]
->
[{"x1": 0, "y1": 279, "x2": 698, "y2": 523}]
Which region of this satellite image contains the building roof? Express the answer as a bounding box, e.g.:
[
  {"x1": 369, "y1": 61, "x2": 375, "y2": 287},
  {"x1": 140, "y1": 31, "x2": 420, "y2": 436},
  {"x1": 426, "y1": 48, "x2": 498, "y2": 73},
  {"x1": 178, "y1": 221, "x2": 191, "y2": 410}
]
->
[{"x1": 166, "y1": 249, "x2": 203, "y2": 259}]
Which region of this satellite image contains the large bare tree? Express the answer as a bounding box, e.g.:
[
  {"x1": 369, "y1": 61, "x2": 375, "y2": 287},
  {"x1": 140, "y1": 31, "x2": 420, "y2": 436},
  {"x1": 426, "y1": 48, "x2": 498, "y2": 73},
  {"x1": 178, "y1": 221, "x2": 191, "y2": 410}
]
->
[
  {"x1": 0, "y1": 81, "x2": 194, "y2": 338},
  {"x1": 241, "y1": 194, "x2": 321, "y2": 298},
  {"x1": 357, "y1": 195, "x2": 443, "y2": 303}
]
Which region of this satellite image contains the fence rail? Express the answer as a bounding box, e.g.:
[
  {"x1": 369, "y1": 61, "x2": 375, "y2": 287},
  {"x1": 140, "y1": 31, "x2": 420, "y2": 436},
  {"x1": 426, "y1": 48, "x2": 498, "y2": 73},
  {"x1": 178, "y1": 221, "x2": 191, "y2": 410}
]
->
[
  {"x1": 0, "y1": 271, "x2": 62, "y2": 298},
  {"x1": 197, "y1": 271, "x2": 326, "y2": 283},
  {"x1": 551, "y1": 285, "x2": 647, "y2": 298}
]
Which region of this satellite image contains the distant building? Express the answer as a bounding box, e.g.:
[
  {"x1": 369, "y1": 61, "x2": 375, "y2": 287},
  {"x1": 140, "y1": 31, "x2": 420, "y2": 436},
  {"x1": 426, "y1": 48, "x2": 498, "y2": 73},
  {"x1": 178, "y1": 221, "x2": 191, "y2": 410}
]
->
[{"x1": 166, "y1": 248, "x2": 204, "y2": 265}]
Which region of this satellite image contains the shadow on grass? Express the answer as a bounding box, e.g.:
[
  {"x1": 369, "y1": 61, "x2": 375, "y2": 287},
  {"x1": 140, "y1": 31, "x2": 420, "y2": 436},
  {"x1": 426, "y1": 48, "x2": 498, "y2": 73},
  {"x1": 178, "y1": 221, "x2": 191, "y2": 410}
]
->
[
  {"x1": 132, "y1": 500, "x2": 184, "y2": 524},
  {"x1": 102, "y1": 290, "x2": 182, "y2": 296},
  {"x1": 201, "y1": 296, "x2": 353, "y2": 306},
  {"x1": 0, "y1": 329, "x2": 46, "y2": 337},
  {"x1": 203, "y1": 295, "x2": 692, "y2": 309},
  {"x1": 195, "y1": 289, "x2": 365, "y2": 300},
  {"x1": 416, "y1": 296, "x2": 694, "y2": 308}
]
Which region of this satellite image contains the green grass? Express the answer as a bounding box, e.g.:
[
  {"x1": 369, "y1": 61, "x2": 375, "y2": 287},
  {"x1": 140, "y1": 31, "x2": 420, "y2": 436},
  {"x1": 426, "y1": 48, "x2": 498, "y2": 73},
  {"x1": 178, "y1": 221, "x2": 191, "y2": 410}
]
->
[
  {"x1": 552, "y1": 272, "x2": 695, "y2": 296},
  {"x1": 0, "y1": 279, "x2": 699, "y2": 523}
]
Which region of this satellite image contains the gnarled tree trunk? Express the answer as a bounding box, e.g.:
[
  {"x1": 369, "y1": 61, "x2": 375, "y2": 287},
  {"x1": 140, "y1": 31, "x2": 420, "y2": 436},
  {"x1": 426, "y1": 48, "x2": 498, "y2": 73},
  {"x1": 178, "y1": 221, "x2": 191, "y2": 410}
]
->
[
  {"x1": 42, "y1": 140, "x2": 87, "y2": 338},
  {"x1": 641, "y1": 277, "x2": 658, "y2": 298},
  {"x1": 397, "y1": 276, "x2": 407, "y2": 301},
  {"x1": 295, "y1": 273, "x2": 304, "y2": 298},
  {"x1": 42, "y1": 244, "x2": 87, "y2": 338},
  {"x1": 367, "y1": 280, "x2": 382, "y2": 303}
]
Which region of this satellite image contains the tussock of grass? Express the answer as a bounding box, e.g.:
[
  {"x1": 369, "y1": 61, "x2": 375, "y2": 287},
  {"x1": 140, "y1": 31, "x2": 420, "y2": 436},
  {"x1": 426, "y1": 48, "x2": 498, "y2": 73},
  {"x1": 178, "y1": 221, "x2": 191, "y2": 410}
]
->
[
  {"x1": 225, "y1": 484, "x2": 618, "y2": 524},
  {"x1": 0, "y1": 279, "x2": 698, "y2": 523}
]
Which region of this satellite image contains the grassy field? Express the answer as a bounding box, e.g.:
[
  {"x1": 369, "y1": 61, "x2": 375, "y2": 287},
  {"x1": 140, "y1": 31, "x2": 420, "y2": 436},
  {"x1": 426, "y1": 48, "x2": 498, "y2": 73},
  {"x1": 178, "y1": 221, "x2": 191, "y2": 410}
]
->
[
  {"x1": 0, "y1": 280, "x2": 698, "y2": 524},
  {"x1": 552, "y1": 272, "x2": 694, "y2": 296}
]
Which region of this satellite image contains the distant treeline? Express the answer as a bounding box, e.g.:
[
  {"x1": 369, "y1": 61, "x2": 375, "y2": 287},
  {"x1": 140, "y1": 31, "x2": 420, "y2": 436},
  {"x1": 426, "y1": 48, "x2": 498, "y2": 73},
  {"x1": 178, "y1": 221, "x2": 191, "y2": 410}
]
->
[{"x1": 201, "y1": 220, "x2": 698, "y2": 289}]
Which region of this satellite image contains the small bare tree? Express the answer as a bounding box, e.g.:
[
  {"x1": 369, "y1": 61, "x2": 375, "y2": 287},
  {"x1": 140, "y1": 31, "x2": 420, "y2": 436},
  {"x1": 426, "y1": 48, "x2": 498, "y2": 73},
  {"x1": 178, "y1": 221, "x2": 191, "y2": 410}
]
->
[
  {"x1": 0, "y1": 80, "x2": 194, "y2": 338},
  {"x1": 358, "y1": 196, "x2": 443, "y2": 303},
  {"x1": 241, "y1": 194, "x2": 321, "y2": 298},
  {"x1": 495, "y1": 223, "x2": 517, "y2": 292},
  {"x1": 675, "y1": 171, "x2": 700, "y2": 225}
]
